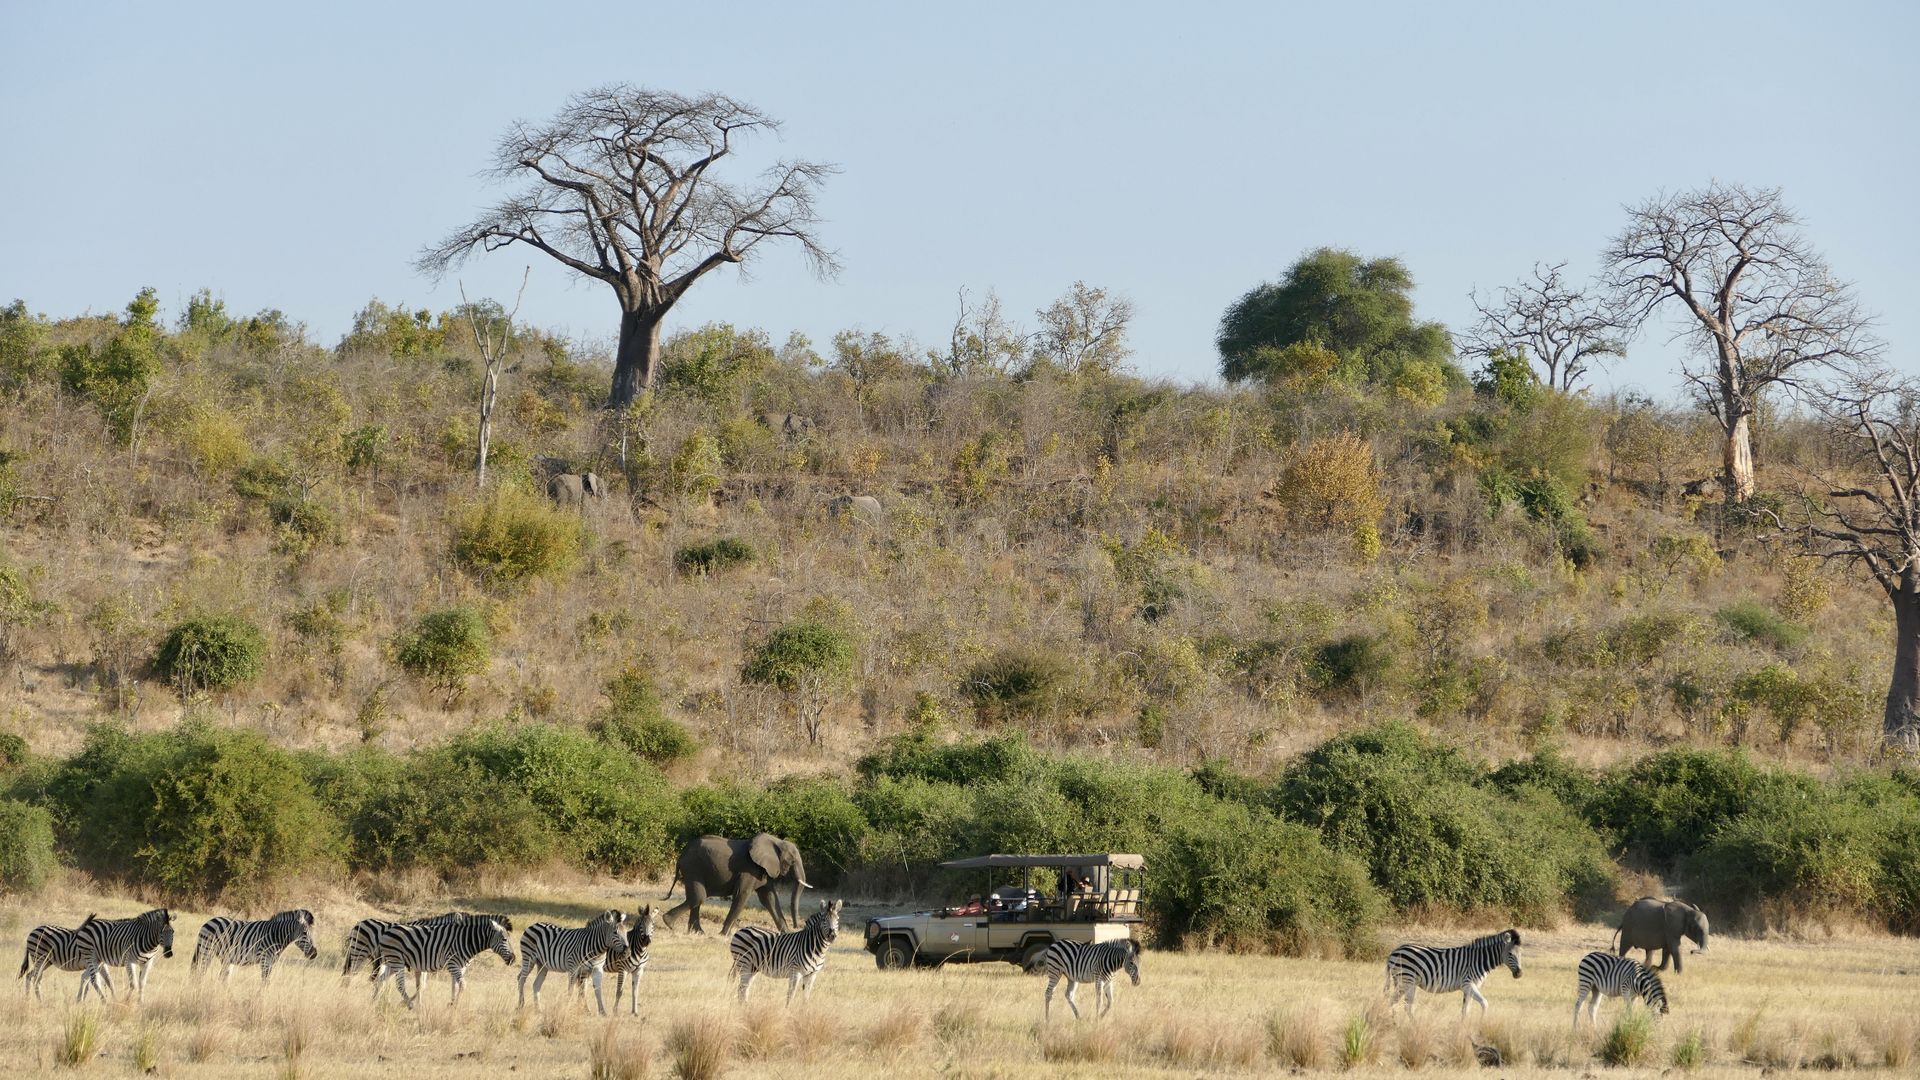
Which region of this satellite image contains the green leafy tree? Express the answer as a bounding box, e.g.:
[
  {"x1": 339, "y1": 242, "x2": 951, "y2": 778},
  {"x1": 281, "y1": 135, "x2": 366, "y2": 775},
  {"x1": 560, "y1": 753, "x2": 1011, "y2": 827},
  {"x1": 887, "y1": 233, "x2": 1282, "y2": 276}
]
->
[
  {"x1": 742, "y1": 619, "x2": 855, "y2": 746},
  {"x1": 1217, "y1": 248, "x2": 1456, "y2": 389},
  {"x1": 394, "y1": 607, "x2": 492, "y2": 700},
  {"x1": 59, "y1": 288, "x2": 163, "y2": 444}
]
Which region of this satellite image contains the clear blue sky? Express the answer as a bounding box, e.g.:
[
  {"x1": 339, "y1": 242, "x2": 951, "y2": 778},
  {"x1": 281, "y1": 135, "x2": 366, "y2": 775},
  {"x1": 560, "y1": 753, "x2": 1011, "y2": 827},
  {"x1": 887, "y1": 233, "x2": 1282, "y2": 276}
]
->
[{"x1": 3, "y1": 1, "x2": 1913, "y2": 393}]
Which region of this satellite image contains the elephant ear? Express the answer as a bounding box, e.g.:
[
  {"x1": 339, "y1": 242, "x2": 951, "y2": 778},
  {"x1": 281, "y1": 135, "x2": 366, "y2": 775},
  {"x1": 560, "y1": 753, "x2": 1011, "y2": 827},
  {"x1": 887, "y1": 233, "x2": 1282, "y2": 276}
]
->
[{"x1": 746, "y1": 833, "x2": 783, "y2": 880}]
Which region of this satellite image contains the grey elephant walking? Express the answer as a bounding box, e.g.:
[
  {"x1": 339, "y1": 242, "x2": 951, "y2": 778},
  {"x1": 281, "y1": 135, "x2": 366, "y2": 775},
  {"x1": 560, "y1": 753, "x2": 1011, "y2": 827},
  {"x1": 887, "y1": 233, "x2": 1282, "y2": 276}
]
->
[
  {"x1": 661, "y1": 833, "x2": 811, "y2": 935},
  {"x1": 1614, "y1": 896, "x2": 1709, "y2": 972}
]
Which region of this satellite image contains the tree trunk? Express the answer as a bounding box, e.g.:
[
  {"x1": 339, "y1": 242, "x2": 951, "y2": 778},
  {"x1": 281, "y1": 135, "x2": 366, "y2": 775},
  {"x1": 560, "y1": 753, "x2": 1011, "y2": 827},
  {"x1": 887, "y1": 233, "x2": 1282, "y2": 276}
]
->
[
  {"x1": 609, "y1": 308, "x2": 664, "y2": 410},
  {"x1": 1887, "y1": 580, "x2": 1920, "y2": 749},
  {"x1": 476, "y1": 360, "x2": 500, "y2": 487},
  {"x1": 1722, "y1": 409, "x2": 1755, "y2": 504}
]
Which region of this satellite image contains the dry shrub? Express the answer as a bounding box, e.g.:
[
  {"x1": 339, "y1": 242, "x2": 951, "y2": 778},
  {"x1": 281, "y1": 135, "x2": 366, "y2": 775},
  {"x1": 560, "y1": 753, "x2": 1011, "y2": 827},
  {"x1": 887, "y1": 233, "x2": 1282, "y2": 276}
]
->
[
  {"x1": 56, "y1": 1010, "x2": 100, "y2": 1067},
  {"x1": 734, "y1": 1004, "x2": 785, "y2": 1060},
  {"x1": 133, "y1": 1023, "x2": 162, "y2": 1073},
  {"x1": 1040, "y1": 1024, "x2": 1125, "y2": 1064},
  {"x1": 539, "y1": 1007, "x2": 580, "y2": 1040},
  {"x1": 1338, "y1": 1008, "x2": 1380, "y2": 1069},
  {"x1": 187, "y1": 1025, "x2": 228, "y2": 1063},
  {"x1": 1600, "y1": 1008, "x2": 1654, "y2": 1067},
  {"x1": 589, "y1": 1022, "x2": 654, "y2": 1080},
  {"x1": 787, "y1": 1005, "x2": 840, "y2": 1062},
  {"x1": 864, "y1": 1004, "x2": 925, "y2": 1061},
  {"x1": 1155, "y1": 1017, "x2": 1259, "y2": 1069},
  {"x1": 283, "y1": 1012, "x2": 313, "y2": 1061},
  {"x1": 930, "y1": 997, "x2": 982, "y2": 1047},
  {"x1": 1862, "y1": 1014, "x2": 1917, "y2": 1068},
  {"x1": 1267, "y1": 1005, "x2": 1331, "y2": 1069},
  {"x1": 1670, "y1": 1026, "x2": 1709, "y2": 1070},
  {"x1": 1396, "y1": 1015, "x2": 1444, "y2": 1069},
  {"x1": 667, "y1": 1014, "x2": 732, "y2": 1080}
]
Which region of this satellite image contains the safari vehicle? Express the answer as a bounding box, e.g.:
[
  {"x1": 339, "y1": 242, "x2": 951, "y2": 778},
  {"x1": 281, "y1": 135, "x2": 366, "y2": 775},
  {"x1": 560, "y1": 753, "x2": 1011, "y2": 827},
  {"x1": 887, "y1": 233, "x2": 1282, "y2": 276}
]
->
[{"x1": 863, "y1": 853, "x2": 1144, "y2": 970}]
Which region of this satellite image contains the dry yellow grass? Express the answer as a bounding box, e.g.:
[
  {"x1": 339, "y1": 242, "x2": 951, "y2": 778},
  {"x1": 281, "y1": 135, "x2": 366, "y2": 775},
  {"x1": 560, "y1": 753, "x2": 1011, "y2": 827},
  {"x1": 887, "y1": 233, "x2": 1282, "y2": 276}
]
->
[{"x1": 3, "y1": 881, "x2": 1918, "y2": 1077}]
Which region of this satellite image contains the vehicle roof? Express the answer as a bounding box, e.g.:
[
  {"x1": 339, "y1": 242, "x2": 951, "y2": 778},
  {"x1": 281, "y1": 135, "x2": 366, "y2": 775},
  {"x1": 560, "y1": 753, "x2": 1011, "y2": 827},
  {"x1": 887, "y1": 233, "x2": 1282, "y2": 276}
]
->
[{"x1": 938, "y1": 854, "x2": 1146, "y2": 870}]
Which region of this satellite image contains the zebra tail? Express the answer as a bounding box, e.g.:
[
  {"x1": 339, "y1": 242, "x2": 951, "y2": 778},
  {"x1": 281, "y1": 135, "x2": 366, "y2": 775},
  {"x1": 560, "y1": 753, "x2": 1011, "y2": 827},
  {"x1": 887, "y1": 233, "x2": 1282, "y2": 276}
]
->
[{"x1": 16, "y1": 950, "x2": 26, "y2": 979}]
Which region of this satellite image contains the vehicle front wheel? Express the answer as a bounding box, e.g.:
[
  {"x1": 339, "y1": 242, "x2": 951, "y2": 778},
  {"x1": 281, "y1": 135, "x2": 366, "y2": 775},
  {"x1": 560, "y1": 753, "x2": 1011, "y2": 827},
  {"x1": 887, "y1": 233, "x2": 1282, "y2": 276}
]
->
[
  {"x1": 1019, "y1": 941, "x2": 1053, "y2": 973},
  {"x1": 875, "y1": 939, "x2": 913, "y2": 970}
]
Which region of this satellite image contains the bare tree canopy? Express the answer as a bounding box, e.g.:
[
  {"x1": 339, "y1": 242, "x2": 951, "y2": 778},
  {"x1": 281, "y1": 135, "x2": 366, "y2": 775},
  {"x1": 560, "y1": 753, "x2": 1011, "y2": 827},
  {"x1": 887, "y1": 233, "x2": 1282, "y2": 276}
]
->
[
  {"x1": 1604, "y1": 182, "x2": 1876, "y2": 502},
  {"x1": 1769, "y1": 365, "x2": 1920, "y2": 747},
  {"x1": 1032, "y1": 282, "x2": 1135, "y2": 376},
  {"x1": 418, "y1": 85, "x2": 838, "y2": 409},
  {"x1": 1463, "y1": 262, "x2": 1625, "y2": 393}
]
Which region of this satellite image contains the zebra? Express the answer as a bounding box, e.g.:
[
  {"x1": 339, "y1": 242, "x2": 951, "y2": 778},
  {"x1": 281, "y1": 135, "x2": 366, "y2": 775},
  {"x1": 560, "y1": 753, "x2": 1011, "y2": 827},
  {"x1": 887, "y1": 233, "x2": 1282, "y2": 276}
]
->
[
  {"x1": 74, "y1": 909, "x2": 175, "y2": 1004},
  {"x1": 1039, "y1": 938, "x2": 1142, "y2": 1022},
  {"x1": 18, "y1": 924, "x2": 113, "y2": 1002},
  {"x1": 517, "y1": 910, "x2": 629, "y2": 1015},
  {"x1": 369, "y1": 917, "x2": 515, "y2": 1009},
  {"x1": 571, "y1": 905, "x2": 655, "y2": 1016},
  {"x1": 728, "y1": 898, "x2": 841, "y2": 1005},
  {"x1": 1384, "y1": 929, "x2": 1523, "y2": 1019},
  {"x1": 1572, "y1": 951, "x2": 1669, "y2": 1029},
  {"x1": 191, "y1": 909, "x2": 318, "y2": 983},
  {"x1": 341, "y1": 912, "x2": 515, "y2": 980}
]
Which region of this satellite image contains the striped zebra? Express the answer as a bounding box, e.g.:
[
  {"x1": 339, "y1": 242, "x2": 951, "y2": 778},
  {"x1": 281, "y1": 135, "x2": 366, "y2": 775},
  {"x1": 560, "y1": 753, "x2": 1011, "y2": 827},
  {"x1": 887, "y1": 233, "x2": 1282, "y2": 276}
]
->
[
  {"x1": 341, "y1": 911, "x2": 515, "y2": 979},
  {"x1": 517, "y1": 910, "x2": 629, "y2": 1015},
  {"x1": 1573, "y1": 951, "x2": 1669, "y2": 1029},
  {"x1": 1384, "y1": 929, "x2": 1523, "y2": 1019},
  {"x1": 1039, "y1": 938, "x2": 1141, "y2": 1022},
  {"x1": 74, "y1": 909, "x2": 175, "y2": 1004},
  {"x1": 369, "y1": 917, "x2": 515, "y2": 1009},
  {"x1": 191, "y1": 909, "x2": 318, "y2": 983},
  {"x1": 18, "y1": 924, "x2": 113, "y2": 1002},
  {"x1": 571, "y1": 905, "x2": 655, "y2": 1016},
  {"x1": 729, "y1": 898, "x2": 841, "y2": 1005}
]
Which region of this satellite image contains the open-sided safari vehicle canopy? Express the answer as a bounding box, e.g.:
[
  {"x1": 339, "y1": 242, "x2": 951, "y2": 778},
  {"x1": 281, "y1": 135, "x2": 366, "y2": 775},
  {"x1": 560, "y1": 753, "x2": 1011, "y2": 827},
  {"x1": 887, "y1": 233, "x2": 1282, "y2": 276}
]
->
[{"x1": 863, "y1": 853, "x2": 1144, "y2": 970}]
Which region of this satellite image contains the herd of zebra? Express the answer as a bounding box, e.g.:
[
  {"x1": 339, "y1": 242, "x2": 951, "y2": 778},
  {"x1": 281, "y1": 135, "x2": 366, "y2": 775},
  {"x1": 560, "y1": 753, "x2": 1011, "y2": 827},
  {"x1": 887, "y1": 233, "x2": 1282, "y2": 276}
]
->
[
  {"x1": 1385, "y1": 928, "x2": 1676, "y2": 1028},
  {"x1": 18, "y1": 898, "x2": 850, "y2": 1016}
]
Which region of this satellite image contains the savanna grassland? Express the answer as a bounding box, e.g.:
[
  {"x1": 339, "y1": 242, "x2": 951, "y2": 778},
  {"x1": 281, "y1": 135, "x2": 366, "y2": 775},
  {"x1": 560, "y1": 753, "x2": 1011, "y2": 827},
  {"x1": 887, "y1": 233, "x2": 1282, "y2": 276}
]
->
[{"x1": 4, "y1": 882, "x2": 1918, "y2": 1079}]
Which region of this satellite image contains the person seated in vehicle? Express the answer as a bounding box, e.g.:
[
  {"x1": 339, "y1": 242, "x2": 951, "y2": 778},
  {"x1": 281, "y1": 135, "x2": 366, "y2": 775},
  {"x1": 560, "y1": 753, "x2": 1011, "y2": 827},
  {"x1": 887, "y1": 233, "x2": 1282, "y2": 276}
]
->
[
  {"x1": 948, "y1": 895, "x2": 985, "y2": 916},
  {"x1": 988, "y1": 885, "x2": 1035, "y2": 921}
]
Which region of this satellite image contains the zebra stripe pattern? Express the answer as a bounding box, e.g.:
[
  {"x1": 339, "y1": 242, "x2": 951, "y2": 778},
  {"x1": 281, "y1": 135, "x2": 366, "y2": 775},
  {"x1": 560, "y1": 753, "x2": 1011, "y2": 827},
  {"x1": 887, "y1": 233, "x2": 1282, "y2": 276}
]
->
[
  {"x1": 191, "y1": 909, "x2": 318, "y2": 983},
  {"x1": 729, "y1": 899, "x2": 841, "y2": 1004},
  {"x1": 369, "y1": 917, "x2": 515, "y2": 1009},
  {"x1": 18, "y1": 924, "x2": 113, "y2": 1002},
  {"x1": 1384, "y1": 929, "x2": 1523, "y2": 1019},
  {"x1": 1039, "y1": 938, "x2": 1141, "y2": 1022},
  {"x1": 517, "y1": 910, "x2": 629, "y2": 1015},
  {"x1": 1573, "y1": 950, "x2": 1668, "y2": 1028},
  {"x1": 571, "y1": 905, "x2": 655, "y2": 1016},
  {"x1": 342, "y1": 911, "x2": 516, "y2": 979},
  {"x1": 75, "y1": 909, "x2": 175, "y2": 1004}
]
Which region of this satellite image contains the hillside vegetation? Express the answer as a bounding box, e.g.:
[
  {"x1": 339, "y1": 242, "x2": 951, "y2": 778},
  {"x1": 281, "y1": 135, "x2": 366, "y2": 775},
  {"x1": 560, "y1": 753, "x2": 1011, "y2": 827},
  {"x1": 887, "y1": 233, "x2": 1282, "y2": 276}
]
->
[{"x1": 0, "y1": 284, "x2": 1906, "y2": 942}]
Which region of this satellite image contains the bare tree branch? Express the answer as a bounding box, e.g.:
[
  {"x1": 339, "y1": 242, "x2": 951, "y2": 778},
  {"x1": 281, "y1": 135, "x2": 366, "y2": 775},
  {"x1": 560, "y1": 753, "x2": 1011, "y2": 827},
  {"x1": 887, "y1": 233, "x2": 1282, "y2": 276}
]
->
[{"x1": 1462, "y1": 262, "x2": 1627, "y2": 393}]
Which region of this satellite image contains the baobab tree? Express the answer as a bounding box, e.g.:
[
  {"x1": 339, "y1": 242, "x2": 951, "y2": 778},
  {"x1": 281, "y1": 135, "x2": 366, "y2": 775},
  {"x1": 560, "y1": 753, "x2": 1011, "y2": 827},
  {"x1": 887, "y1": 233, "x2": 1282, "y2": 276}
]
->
[
  {"x1": 1764, "y1": 365, "x2": 1920, "y2": 749},
  {"x1": 1604, "y1": 182, "x2": 1874, "y2": 503},
  {"x1": 419, "y1": 86, "x2": 838, "y2": 409},
  {"x1": 1462, "y1": 262, "x2": 1626, "y2": 393}
]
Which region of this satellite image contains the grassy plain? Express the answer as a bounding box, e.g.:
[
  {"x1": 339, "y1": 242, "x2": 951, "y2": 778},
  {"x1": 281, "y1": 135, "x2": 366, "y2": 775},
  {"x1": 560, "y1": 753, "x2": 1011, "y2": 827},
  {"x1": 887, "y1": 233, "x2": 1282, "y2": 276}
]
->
[{"x1": 2, "y1": 881, "x2": 1914, "y2": 1078}]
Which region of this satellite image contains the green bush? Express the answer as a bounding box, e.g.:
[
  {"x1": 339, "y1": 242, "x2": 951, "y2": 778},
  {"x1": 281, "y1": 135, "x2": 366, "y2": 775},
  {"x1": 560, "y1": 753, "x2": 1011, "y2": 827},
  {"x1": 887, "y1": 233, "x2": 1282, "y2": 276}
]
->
[
  {"x1": 741, "y1": 620, "x2": 855, "y2": 694},
  {"x1": 0, "y1": 799, "x2": 56, "y2": 894},
  {"x1": 856, "y1": 731, "x2": 1039, "y2": 786},
  {"x1": 675, "y1": 537, "x2": 755, "y2": 576},
  {"x1": 1276, "y1": 723, "x2": 1615, "y2": 921},
  {"x1": 46, "y1": 721, "x2": 339, "y2": 900},
  {"x1": 154, "y1": 615, "x2": 267, "y2": 694},
  {"x1": 1488, "y1": 746, "x2": 1602, "y2": 815},
  {"x1": 1151, "y1": 800, "x2": 1383, "y2": 957},
  {"x1": 1589, "y1": 748, "x2": 1768, "y2": 871},
  {"x1": 450, "y1": 486, "x2": 582, "y2": 587},
  {"x1": 394, "y1": 607, "x2": 491, "y2": 696},
  {"x1": 1717, "y1": 601, "x2": 1807, "y2": 651},
  {"x1": 1601, "y1": 1009, "x2": 1655, "y2": 1067},
  {"x1": 679, "y1": 776, "x2": 869, "y2": 882},
  {"x1": 1309, "y1": 633, "x2": 1393, "y2": 696},
  {"x1": 592, "y1": 666, "x2": 696, "y2": 765},
  {"x1": 961, "y1": 649, "x2": 1071, "y2": 724}
]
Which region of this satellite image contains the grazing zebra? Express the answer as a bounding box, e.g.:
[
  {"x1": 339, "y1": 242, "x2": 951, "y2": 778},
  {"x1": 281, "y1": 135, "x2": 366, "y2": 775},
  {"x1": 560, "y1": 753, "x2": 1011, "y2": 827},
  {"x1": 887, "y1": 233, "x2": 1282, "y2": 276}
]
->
[
  {"x1": 341, "y1": 912, "x2": 515, "y2": 979},
  {"x1": 369, "y1": 917, "x2": 515, "y2": 1009},
  {"x1": 1572, "y1": 951, "x2": 1669, "y2": 1028},
  {"x1": 18, "y1": 924, "x2": 113, "y2": 1002},
  {"x1": 1384, "y1": 929, "x2": 1523, "y2": 1019},
  {"x1": 572, "y1": 905, "x2": 655, "y2": 1016},
  {"x1": 191, "y1": 909, "x2": 318, "y2": 983},
  {"x1": 74, "y1": 909, "x2": 175, "y2": 1004},
  {"x1": 518, "y1": 910, "x2": 629, "y2": 1015},
  {"x1": 729, "y1": 899, "x2": 841, "y2": 1005},
  {"x1": 1039, "y1": 938, "x2": 1142, "y2": 1022}
]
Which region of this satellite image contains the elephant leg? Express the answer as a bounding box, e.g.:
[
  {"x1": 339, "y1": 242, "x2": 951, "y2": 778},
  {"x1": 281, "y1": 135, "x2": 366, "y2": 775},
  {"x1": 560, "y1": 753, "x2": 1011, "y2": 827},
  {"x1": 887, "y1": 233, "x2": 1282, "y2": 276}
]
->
[
  {"x1": 1671, "y1": 944, "x2": 1683, "y2": 973},
  {"x1": 1642, "y1": 948, "x2": 1655, "y2": 968},
  {"x1": 758, "y1": 886, "x2": 787, "y2": 933},
  {"x1": 720, "y1": 889, "x2": 752, "y2": 937}
]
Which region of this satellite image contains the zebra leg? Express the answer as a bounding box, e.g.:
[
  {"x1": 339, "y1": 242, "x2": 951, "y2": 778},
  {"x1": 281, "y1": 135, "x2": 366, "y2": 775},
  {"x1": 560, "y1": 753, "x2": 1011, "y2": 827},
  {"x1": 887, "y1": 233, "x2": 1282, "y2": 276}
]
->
[
  {"x1": 1099, "y1": 976, "x2": 1114, "y2": 1018},
  {"x1": 736, "y1": 969, "x2": 754, "y2": 1004},
  {"x1": 785, "y1": 973, "x2": 799, "y2": 1006},
  {"x1": 589, "y1": 968, "x2": 607, "y2": 1017},
  {"x1": 531, "y1": 967, "x2": 550, "y2": 1010},
  {"x1": 1572, "y1": 989, "x2": 1586, "y2": 1030},
  {"x1": 1044, "y1": 973, "x2": 1058, "y2": 1022},
  {"x1": 1464, "y1": 980, "x2": 1489, "y2": 1020},
  {"x1": 259, "y1": 957, "x2": 275, "y2": 983},
  {"x1": 1064, "y1": 979, "x2": 1082, "y2": 1020},
  {"x1": 449, "y1": 967, "x2": 464, "y2": 1007},
  {"x1": 517, "y1": 957, "x2": 533, "y2": 1009}
]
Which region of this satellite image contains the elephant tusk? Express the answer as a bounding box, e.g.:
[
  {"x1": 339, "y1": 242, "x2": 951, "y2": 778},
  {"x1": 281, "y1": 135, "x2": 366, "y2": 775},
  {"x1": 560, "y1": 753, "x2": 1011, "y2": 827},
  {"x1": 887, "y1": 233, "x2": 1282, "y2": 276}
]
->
[{"x1": 798, "y1": 880, "x2": 814, "y2": 890}]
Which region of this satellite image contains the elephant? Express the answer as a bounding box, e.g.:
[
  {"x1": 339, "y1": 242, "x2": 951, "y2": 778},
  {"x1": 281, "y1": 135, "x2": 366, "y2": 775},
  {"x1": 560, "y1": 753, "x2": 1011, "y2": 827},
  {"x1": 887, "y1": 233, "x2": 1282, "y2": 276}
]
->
[
  {"x1": 548, "y1": 472, "x2": 605, "y2": 507},
  {"x1": 827, "y1": 494, "x2": 884, "y2": 523},
  {"x1": 661, "y1": 833, "x2": 811, "y2": 935},
  {"x1": 1614, "y1": 896, "x2": 1709, "y2": 972},
  {"x1": 758, "y1": 412, "x2": 817, "y2": 442}
]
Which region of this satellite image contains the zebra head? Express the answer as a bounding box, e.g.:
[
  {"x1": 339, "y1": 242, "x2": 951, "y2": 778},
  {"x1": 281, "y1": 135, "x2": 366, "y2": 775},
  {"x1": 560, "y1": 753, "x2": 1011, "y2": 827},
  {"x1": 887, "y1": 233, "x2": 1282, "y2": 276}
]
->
[
  {"x1": 1123, "y1": 938, "x2": 1142, "y2": 987},
  {"x1": 483, "y1": 919, "x2": 516, "y2": 966},
  {"x1": 278, "y1": 909, "x2": 319, "y2": 960},
  {"x1": 1501, "y1": 929, "x2": 1522, "y2": 978},
  {"x1": 587, "y1": 914, "x2": 630, "y2": 962},
  {"x1": 1637, "y1": 966, "x2": 1670, "y2": 1014},
  {"x1": 144, "y1": 909, "x2": 176, "y2": 959},
  {"x1": 629, "y1": 905, "x2": 656, "y2": 952},
  {"x1": 812, "y1": 899, "x2": 843, "y2": 944}
]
